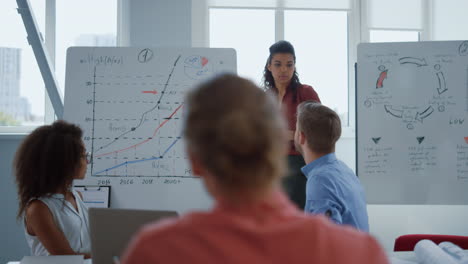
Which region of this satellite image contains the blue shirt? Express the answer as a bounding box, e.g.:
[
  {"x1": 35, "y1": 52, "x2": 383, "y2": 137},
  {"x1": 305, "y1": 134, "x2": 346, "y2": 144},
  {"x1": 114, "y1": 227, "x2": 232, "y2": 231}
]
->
[{"x1": 301, "y1": 153, "x2": 369, "y2": 232}]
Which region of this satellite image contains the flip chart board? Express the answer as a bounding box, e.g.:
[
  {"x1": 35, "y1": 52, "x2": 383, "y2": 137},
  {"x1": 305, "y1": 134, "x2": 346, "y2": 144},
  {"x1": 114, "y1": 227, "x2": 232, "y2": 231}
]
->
[
  {"x1": 64, "y1": 47, "x2": 236, "y2": 211},
  {"x1": 357, "y1": 41, "x2": 468, "y2": 204}
]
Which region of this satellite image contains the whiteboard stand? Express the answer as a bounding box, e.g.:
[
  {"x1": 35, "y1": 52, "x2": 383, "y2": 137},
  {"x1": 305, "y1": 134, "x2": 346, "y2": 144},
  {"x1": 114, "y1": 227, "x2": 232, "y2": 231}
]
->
[{"x1": 16, "y1": 0, "x2": 63, "y2": 118}]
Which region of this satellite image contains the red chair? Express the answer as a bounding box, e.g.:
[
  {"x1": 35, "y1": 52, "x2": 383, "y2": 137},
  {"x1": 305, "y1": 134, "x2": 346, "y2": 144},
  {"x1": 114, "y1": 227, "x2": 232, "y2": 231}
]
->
[{"x1": 394, "y1": 234, "x2": 468, "y2": 251}]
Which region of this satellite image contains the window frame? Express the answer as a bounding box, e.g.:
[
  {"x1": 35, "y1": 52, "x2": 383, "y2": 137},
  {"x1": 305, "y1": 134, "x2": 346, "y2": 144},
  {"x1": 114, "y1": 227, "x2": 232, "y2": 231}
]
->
[
  {"x1": 198, "y1": 1, "x2": 357, "y2": 137},
  {"x1": 1, "y1": 0, "x2": 432, "y2": 135},
  {"x1": 363, "y1": 0, "x2": 430, "y2": 41},
  {"x1": 0, "y1": 0, "x2": 121, "y2": 135},
  {"x1": 195, "y1": 0, "x2": 432, "y2": 138}
]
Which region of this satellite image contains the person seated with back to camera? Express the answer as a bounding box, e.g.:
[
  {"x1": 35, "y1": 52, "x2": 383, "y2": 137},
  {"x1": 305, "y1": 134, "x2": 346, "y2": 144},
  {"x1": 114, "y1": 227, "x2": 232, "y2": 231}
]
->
[
  {"x1": 294, "y1": 101, "x2": 369, "y2": 232},
  {"x1": 121, "y1": 74, "x2": 388, "y2": 264},
  {"x1": 14, "y1": 120, "x2": 91, "y2": 258}
]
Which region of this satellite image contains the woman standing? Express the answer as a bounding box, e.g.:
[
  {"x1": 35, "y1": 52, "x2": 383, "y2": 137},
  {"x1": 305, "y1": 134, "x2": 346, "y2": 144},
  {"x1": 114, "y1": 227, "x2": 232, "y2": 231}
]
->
[
  {"x1": 263, "y1": 40, "x2": 321, "y2": 209},
  {"x1": 14, "y1": 120, "x2": 91, "y2": 258}
]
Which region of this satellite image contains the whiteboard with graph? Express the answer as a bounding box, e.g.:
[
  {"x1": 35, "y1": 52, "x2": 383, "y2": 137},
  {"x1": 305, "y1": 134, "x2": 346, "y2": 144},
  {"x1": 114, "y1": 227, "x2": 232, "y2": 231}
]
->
[
  {"x1": 64, "y1": 47, "x2": 236, "y2": 211},
  {"x1": 357, "y1": 41, "x2": 468, "y2": 204}
]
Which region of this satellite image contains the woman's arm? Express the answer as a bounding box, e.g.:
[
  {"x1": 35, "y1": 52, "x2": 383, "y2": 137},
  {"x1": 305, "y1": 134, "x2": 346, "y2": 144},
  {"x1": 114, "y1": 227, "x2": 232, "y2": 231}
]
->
[
  {"x1": 26, "y1": 200, "x2": 90, "y2": 258},
  {"x1": 300, "y1": 85, "x2": 321, "y2": 103}
]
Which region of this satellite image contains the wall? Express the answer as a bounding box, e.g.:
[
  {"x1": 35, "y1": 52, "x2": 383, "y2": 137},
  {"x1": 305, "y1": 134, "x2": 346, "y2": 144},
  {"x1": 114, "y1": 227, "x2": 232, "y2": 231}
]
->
[
  {"x1": 0, "y1": 136, "x2": 29, "y2": 262},
  {"x1": 120, "y1": 0, "x2": 192, "y2": 47}
]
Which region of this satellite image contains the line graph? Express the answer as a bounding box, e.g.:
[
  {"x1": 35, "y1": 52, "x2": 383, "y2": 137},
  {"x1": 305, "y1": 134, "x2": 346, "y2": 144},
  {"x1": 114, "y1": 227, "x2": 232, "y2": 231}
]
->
[
  {"x1": 94, "y1": 135, "x2": 182, "y2": 175},
  {"x1": 94, "y1": 103, "x2": 184, "y2": 158},
  {"x1": 64, "y1": 48, "x2": 236, "y2": 180},
  {"x1": 87, "y1": 54, "x2": 193, "y2": 178},
  {"x1": 94, "y1": 55, "x2": 181, "y2": 154}
]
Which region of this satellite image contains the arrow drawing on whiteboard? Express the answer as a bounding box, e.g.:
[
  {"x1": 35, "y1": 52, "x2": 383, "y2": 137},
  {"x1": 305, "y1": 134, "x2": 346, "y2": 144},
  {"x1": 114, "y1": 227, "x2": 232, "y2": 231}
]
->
[
  {"x1": 376, "y1": 70, "x2": 388, "y2": 88},
  {"x1": 415, "y1": 105, "x2": 434, "y2": 122},
  {"x1": 398, "y1": 57, "x2": 428, "y2": 67},
  {"x1": 416, "y1": 137, "x2": 425, "y2": 144},
  {"x1": 142, "y1": 90, "x2": 158, "y2": 95},
  {"x1": 372, "y1": 137, "x2": 381, "y2": 144},
  {"x1": 436, "y1": 72, "x2": 448, "y2": 94},
  {"x1": 384, "y1": 105, "x2": 403, "y2": 118}
]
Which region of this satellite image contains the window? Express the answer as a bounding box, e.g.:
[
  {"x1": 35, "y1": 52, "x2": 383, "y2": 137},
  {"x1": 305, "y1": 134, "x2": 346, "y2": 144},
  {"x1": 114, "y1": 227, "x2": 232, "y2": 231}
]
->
[
  {"x1": 368, "y1": 0, "x2": 422, "y2": 30},
  {"x1": 366, "y1": 0, "x2": 423, "y2": 43},
  {"x1": 8, "y1": 0, "x2": 468, "y2": 132},
  {"x1": 370, "y1": 30, "x2": 420, "y2": 43},
  {"x1": 432, "y1": 0, "x2": 468, "y2": 40},
  {"x1": 56, "y1": 0, "x2": 117, "y2": 97},
  {"x1": 0, "y1": 0, "x2": 117, "y2": 130},
  {"x1": 0, "y1": 1, "x2": 45, "y2": 127},
  {"x1": 285, "y1": 10, "x2": 348, "y2": 124},
  {"x1": 209, "y1": 8, "x2": 275, "y2": 85},
  {"x1": 209, "y1": 5, "x2": 351, "y2": 126}
]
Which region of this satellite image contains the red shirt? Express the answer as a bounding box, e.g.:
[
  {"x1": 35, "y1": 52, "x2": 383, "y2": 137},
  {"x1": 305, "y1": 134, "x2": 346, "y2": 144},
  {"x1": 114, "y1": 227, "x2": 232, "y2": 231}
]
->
[
  {"x1": 121, "y1": 190, "x2": 389, "y2": 264},
  {"x1": 269, "y1": 84, "x2": 321, "y2": 155}
]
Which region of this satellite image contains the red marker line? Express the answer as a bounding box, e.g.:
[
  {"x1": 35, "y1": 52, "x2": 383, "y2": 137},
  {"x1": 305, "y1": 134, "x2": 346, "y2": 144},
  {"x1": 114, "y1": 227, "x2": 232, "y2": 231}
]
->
[
  {"x1": 142, "y1": 90, "x2": 158, "y2": 94},
  {"x1": 95, "y1": 104, "x2": 184, "y2": 158},
  {"x1": 376, "y1": 70, "x2": 388, "y2": 88}
]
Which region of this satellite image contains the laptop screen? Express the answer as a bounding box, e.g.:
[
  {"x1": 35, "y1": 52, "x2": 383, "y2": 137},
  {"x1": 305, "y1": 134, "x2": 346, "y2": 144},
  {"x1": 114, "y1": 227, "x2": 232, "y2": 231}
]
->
[{"x1": 89, "y1": 208, "x2": 178, "y2": 264}]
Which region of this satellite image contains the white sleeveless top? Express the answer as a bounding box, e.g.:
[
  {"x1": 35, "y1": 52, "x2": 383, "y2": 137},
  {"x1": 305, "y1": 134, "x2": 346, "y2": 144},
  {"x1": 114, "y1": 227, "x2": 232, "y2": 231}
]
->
[{"x1": 24, "y1": 189, "x2": 91, "y2": 256}]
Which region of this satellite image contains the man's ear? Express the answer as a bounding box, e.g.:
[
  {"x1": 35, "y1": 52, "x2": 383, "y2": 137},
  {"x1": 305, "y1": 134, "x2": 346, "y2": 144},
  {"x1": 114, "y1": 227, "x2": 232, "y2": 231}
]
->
[{"x1": 299, "y1": 131, "x2": 309, "y2": 147}]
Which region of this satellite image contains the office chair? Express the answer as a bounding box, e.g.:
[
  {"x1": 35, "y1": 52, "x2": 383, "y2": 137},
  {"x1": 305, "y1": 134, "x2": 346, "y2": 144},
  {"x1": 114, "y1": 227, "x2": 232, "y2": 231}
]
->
[{"x1": 394, "y1": 234, "x2": 468, "y2": 251}]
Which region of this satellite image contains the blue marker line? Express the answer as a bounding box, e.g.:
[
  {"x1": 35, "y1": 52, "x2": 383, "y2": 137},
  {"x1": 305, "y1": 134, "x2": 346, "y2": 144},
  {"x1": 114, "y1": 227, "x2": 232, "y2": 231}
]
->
[
  {"x1": 94, "y1": 136, "x2": 182, "y2": 175},
  {"x1": 162, "y1": 137, "x2": 181, "y2": 156},
  {"x1": 94, "y1": 157, "x2": 160, "y2": 175}
]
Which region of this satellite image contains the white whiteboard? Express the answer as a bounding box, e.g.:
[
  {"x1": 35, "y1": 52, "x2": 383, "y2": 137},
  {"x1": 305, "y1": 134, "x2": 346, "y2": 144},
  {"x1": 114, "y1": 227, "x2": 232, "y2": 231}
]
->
[
  {"x1": 357, "y1": 41, "x2": 468, "y2": 204},
  {"x1": 64, "y1": 47, "x2": 236, "y2": 211}
]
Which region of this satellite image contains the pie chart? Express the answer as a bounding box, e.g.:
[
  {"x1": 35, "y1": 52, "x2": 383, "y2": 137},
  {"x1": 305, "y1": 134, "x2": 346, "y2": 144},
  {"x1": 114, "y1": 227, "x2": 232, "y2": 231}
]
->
[{"x1": 184, "y1": 55, "x2": 212, "y2": 80}]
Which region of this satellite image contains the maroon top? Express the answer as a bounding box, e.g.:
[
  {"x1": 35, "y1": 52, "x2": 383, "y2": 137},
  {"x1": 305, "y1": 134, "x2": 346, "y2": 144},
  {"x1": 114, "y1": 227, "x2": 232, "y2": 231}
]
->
[{"x1": 268, "y1": 84, "x2": 321, "y2": 156}]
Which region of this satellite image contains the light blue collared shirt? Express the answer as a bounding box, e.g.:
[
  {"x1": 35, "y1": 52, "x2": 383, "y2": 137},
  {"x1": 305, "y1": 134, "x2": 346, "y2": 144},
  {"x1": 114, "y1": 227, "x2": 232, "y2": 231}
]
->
[{"x1": 301, "y1": 153, "x2": 369, "y2": 232}]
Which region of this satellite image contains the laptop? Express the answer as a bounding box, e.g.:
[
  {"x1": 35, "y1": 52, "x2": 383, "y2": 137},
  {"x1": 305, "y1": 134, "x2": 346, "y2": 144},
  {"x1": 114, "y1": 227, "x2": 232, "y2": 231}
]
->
[{"x1": 89, "y1": 208, "x2": 178, "y2": 264}]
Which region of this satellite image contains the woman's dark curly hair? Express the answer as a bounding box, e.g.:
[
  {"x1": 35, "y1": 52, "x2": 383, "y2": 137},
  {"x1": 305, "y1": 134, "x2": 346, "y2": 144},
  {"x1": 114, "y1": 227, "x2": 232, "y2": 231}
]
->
[
  {"x1": 14, "y1": 120, "x2": 84, "y2": 219},
  {"x1": 262, "y1": 40, "x2": 301, "y2": 101}
]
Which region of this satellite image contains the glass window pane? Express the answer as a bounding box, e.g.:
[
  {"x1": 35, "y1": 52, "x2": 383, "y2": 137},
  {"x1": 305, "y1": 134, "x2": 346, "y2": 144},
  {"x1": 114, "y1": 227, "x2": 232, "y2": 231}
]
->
[
  {"x1": 433, "y1": 0, "x2": 468, "y2": 40},
  {"x1": 208, "y1": 0, "x2": 350, "y2": 9},
  {"x1": 370, "y1": 30, "x2": 420, "y2": 43},
  {"x1": 56, "y1": 0, "x2": 117, "y2": 97},
  {"x1": 285, "y1": 10, "x2": 349, "y2": 125},
  {"x1": 209, "y1": 8, "x2": 275, "y2": 85},
  {"x1": 0, "y1": 0, "x2": 45, "y2": 126},
  {"x1": 283, "y1": 0, "x2": 350, "y2": 9},
  {"x1": 208, "y1": 0, "x2": 278, "y2": 8},
  {"x1": 369, "y1": 0, "x2": 422, "y2": 29}
]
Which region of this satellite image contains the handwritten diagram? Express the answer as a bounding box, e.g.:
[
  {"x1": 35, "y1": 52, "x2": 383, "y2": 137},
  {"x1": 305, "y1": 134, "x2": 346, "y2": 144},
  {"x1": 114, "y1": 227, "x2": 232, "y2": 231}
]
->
[
  {"x1": 364, "y1": 56, "x2": 455, "y2": 130},
  {"x1": 357, "y1": 41, "x2": 468, "y2": 204},
  {"x1": 64, "y1": 48, "x2": 236, "y2": 178},
  {"x1": 184, "y1": 55, "x2": 213, "y2": 80}
]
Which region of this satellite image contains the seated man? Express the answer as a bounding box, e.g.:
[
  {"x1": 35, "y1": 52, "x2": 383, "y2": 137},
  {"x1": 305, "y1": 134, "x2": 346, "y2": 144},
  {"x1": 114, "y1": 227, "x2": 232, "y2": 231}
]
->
[{"x1": 294, "y1": 101, "x2": 369, "y2": 231}]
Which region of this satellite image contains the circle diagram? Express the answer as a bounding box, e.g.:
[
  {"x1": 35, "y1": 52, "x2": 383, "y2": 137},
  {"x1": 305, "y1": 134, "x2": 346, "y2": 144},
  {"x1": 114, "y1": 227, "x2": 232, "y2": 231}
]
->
[{"x1": 184, "y1": 55, "x2": 213, "y2": 80}]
